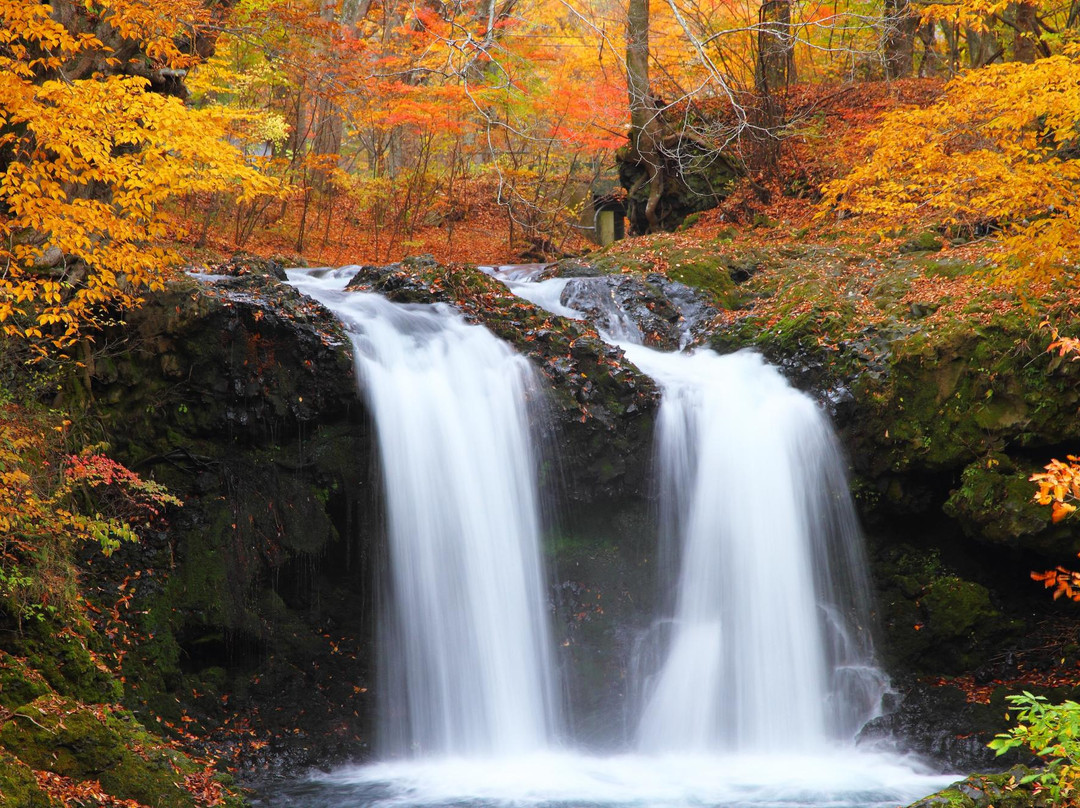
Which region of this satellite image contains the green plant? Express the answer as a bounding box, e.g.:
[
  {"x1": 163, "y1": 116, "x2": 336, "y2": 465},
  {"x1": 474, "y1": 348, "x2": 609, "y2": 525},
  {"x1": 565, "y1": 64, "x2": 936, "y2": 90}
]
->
[
  {"x1": 0, "y1": 405, "x2": 179, "y2": 627},
  {"x1": 989, "y1": 691, "x2": 1080, "y2": 803}
]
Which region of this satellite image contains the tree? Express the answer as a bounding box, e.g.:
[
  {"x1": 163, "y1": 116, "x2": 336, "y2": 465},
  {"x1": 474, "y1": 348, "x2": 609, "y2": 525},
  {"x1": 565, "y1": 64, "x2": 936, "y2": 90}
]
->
[
  {"x1": 623, "y1": 0, "x2": 669, "y2": 232},
  {"x1": 821, "y1": 52, "x2": 1080, "y2": 280},
  {"x1": 0, "y1": 0, "x2": 280, "y2": 353}
]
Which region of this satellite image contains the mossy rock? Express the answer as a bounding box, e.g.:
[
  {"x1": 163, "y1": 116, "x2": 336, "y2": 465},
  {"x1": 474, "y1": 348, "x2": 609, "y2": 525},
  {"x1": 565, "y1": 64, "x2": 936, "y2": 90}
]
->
[
  {"x1": 0, "y1": 653, "x2": 50, "y2": 711},
  {"x1": 898, "y1": 230, "x2": 945, "y2": 254},
  {"x1": 558, "y1": 254, "x2": 659, "y2": 278},
  {"x1": 0, "y1": 698, "x2": 233, "y2": 808},
  {"x1": 8, "y1": 621, "x2": 121, "y2": 706},
  {"x1": 875, "y1": 547, "x2": 1020, "y2": 673},
  {"x1": 848, "y1": 313, "x2": 1080, "y2": 483},
  {"x1": 943, "y1": 454, "x2": 1065, "y2": 552},
  {"x1": 906, "y1": 767, "x2": 1046, "y2": 808},
  {"x1": 664, "y1": 248, "x2": 741, "y2": 308},
  {"x1": 0, "y1": 749, "x2": 56, "y2": 808},
  {"x1": 921, "y1": 576, "x2": 1000, "y2": 640}
]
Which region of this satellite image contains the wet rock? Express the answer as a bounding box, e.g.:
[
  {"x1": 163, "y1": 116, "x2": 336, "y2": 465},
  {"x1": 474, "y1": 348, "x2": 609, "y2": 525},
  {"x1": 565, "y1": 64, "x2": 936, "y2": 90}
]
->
[
  {"x1": 208, "y1": 252, "x2": 289, "y2": 280},
  {"x1": 335, "y1": 259, "x2": 660, "y2": 504},
  {"x1": 88, "y1": 271, "x2": 377, "y2": 777},
  {"x1": 858, "y1": 683, "x2": 1015, "y2": 772},
  {"x1": 558, "y1": 273, "x2": 717, "y2": 350}
]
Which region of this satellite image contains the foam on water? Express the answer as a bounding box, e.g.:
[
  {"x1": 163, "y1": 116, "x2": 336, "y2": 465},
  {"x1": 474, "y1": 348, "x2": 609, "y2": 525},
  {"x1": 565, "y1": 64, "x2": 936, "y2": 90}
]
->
[{"x1": 272, "y1": 751, "x2": 957, "y2": 808}]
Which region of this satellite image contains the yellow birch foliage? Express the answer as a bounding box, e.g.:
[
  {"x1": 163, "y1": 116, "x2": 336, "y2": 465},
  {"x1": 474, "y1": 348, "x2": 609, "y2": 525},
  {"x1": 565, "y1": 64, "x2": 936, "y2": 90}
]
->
[
  {"x1": 821, "y1": 55, "x2": 1080, "y2": 281},
  {"x1": 0, "y1": 0, "x2": 281, "y2": 352}
]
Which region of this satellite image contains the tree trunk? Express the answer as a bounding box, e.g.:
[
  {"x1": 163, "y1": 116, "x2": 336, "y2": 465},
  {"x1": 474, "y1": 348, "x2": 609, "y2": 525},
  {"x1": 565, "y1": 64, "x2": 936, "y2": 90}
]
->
[
  {"x1": 916, "y1": 21, "x2": 942, "y2": 74},
  {"x1": 310, "y1": 0, "x2": 344, "y2": 192},
  {"x1": 966, "y1": 24, "x2": 1001, "y2": 67},
  {"x1": 625, "y1": 0, "x2": 667, "y2": 233},
  {"x1": 755, "y1": 0, "x2": 795, "y2": 95},
  {"x1": 1010, "y1": 1, "x2": 1039, "y2": 62},
  {"x1": 882, "y1": 0, "x2": 919, "y2": 77}
]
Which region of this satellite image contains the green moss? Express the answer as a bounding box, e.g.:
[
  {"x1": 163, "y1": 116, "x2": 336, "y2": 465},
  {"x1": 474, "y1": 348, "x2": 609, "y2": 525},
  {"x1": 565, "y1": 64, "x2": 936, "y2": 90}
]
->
[
  {"x1": 166, "y1": 503, "x2": 231, "y2": 623},
  {"x1": 944, "y1": 454, "x2": 1063, "y2": 550},
  {"x1": 875, "y1": 547, "x2": 1021, "y2": 673},
  {"x1": 907, "y1": 768, "x2": 1044, "y2": 808},
  {"x1": 846, "y1": 311, "x2": 1080, "y2": 476},
  {"x1": 0, "y1": 699, "x2": 204, "y2": 808},
  {"x1": 0, "y1": 749, "x2": 56, "y2": 807},
  {"x1": 920, "y1": 258, "x2": 981, "y2": 278},
  {"x1": 664, "y1": 248, "x2": 741, "y2": 307},
  {"x1": 898, "y1": 230, "x2": 945, "y2": 253},
  {"x1": 9, "y1": 620, "x2": 122, "y2": 706},
  {"x1": 0, "y1": 653, "x2": 50, "y2": 710},
  {"x1": 678, "y1": 212, "x2": 702, "y2": 230},
  {"x1": 582, "y1": 254, "x2": 656, "y2": 275},
  {"x1": 921, "y1": 576, "x2": 999, "y2": 639}
]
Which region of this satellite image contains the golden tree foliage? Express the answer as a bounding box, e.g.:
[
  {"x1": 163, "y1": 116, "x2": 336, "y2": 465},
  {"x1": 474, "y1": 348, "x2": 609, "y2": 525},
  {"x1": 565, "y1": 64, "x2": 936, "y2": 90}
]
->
[
  {"x1": 0, "y1": 0, "x2": 281, "y2": 352},
  {"x1": 821, "y1": 54, "x2": 1080, "y2": 279},
  {"x1": 918, "y1": 0, "x2": 1041, "y2": 38}
]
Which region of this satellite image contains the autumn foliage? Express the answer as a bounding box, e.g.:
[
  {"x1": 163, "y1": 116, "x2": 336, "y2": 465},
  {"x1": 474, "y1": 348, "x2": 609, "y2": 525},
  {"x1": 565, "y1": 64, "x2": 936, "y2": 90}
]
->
[
  {"x1": 822, "y1": 52, "x2": 1080, "y2": 279},
  {"x1": 1030, "y1": 447, "x2": 1080, "y2": 601},
  {"x1": 1025, "y1": 325, "x2": 1080, "y2": 601},
  {"x1": 0, "y1": 0, "x2": 280, "y2": 351},
  {"x1": 0, "y1": 403, "x2": 179, "y2": 625}
]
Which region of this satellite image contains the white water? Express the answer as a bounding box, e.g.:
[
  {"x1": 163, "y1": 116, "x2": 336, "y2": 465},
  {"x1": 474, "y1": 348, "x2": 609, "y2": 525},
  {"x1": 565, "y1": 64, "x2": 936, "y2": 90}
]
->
[
  {"x1": 277, "y1": 265, "x2": 959, "y2": 808},
  {"x1": 296, "y1": 750, "x2": 953, "y2": 808},
  {"x1": 621, "y1": 344, "x2": 886, "y2": 753},
  {"x1": 288, "y1": 267, "x2": 558, "y2": 757}
]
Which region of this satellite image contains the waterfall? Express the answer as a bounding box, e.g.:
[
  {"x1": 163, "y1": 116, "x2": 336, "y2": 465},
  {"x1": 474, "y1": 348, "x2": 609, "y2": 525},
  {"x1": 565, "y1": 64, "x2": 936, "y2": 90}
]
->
[
  {"x1": 266, "y1": 265, "x2": 956, "y2": 808},
  {"x1": 286, "y1": 268, "x2": 558, "y2": 758},
  {"x1": 479, "y1": 266, "x2": 886, "y2": 753},
  {"x1": 621, "y1": 343, "x2": 885, "y2": 754}
]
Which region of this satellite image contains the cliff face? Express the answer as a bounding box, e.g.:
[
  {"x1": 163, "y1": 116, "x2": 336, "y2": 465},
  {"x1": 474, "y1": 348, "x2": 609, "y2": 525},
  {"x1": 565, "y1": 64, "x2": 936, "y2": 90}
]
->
[{"x1": 84, "y1": 260, "x2": 377, "y2": 772}]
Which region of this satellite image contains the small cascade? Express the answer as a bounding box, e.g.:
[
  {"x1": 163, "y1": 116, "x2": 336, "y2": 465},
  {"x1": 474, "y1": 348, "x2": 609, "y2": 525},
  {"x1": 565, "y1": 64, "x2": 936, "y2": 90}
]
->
[
  {"x1": 622, "y1": 344, "x2": 885, "y2": 753},
  {"x1": 479, "y1": 264, "x2": 886, "y2": 754},
  {"x1": 287, "y1": 268, "x2": 558, "y2": 758}
]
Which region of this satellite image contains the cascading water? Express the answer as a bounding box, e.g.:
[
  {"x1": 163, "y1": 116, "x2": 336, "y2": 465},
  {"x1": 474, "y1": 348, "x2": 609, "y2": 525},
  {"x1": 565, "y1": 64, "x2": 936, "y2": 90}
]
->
[
  {"x1": 485, "y1": 267, "x2": 887, "y2": 752},
  {"x1": 286, "y1": 268, "x2": 558, "y2": 757},
  {"x1": 621, "y1": 344, "x2": 886, "y2": 753},
  {"x1": 260, "y1": 265, "x2": 958, "y2": 808}
]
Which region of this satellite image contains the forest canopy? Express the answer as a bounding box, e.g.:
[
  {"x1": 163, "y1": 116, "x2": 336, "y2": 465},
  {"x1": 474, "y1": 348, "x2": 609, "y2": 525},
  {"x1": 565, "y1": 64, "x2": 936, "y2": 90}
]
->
[{"x1": 1, "y1": 0, "x2": 1079, "y2": 352}]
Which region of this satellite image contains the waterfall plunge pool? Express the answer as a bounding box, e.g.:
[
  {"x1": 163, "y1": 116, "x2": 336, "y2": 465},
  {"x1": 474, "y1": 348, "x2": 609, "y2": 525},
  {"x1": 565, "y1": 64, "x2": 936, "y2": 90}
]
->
[{"x1": 254, "y1": 750, "x2": 957, "y2": 808}]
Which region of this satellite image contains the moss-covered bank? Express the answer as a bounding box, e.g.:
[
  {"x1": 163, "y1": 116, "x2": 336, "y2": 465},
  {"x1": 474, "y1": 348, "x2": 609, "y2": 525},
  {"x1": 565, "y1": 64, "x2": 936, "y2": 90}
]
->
[{"x1": 0, "y1": 646, "x2": 241, "y2": 808}]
